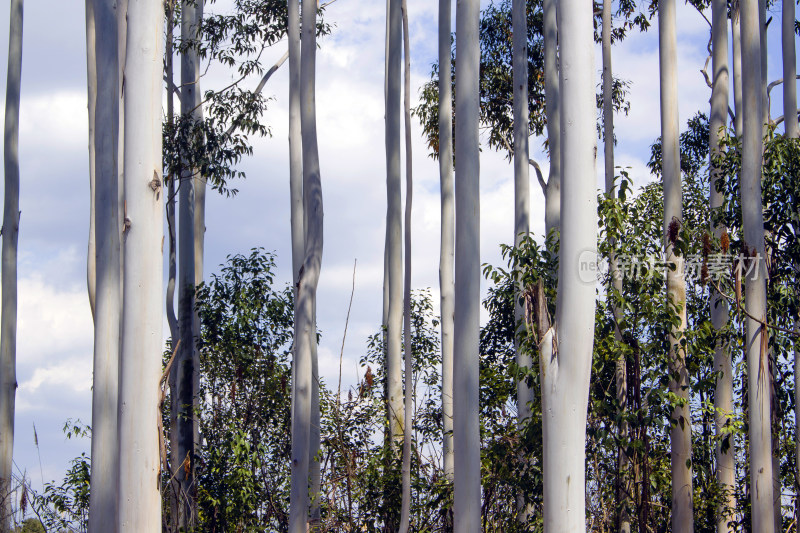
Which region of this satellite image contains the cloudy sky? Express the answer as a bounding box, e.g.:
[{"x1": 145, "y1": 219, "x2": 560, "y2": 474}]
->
[{"x1": 0, "y1": 0, "x2": 794, "y2": 496}]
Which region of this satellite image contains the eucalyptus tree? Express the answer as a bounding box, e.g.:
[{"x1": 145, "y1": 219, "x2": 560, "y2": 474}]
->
[
  {"x1": 536, "y1": 0, "x2": 596, "y2": 527},
  {"x1": 399, "y1": 0, "x2": 414, "y2": 530},
  {"x1": 384, "y1": 0, "x2": 404, "y2": 458},
  {"x1": 709, "y1": 0, "x2": 734, "y2": 529},
  {"x1": 116, "y1": 0, "x2": 165, "y2": 528},
  {"x1": 731, "y1": 3, "x2": 743, "y2": 136},
  {"x1": 784, "y1": 0, "x2": 798, "y2": 138},
  {"x1": 453, "y1": 0, "x2": 481, "y2": 530},
  {"x1": 600, "y1": 1, "x2": 631, "y2": 530},
  {"x1": 174, "y1": 1, "x2": 203, "y2": 526},
  {"x1": 0, "y1": 0, "x2": 22, "y2": 529},
  {"x1": 437, "y1": 0, "x2": 455, "y2": 483},
  {"x1": 86, "y1": 1, "x2": 97, "y2": 321},
  {"x1": 512, "y1": 0, "x2": 532, "y2": 522},
  {"x1": 786, "y1": 0, "x2": 800, "y2": 500},
  {"x1": 87, "y1": 0, "x2": 122, "y2": 530},
  {"x1": 288, "y1": 0, "x2": 323, "y2": 530},
  {"x1": 658, "y1": 0, "x2": 694, "y2": 528},
  {"x1": 740, "y1": 0, "x2": 775, "y2": 526},
  {"x1": 542, "y1": 0, "x2": 560, "y2": 237}
]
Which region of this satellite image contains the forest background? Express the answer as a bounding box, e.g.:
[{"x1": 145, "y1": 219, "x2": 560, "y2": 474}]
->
[{"x1": 0, "y1": 0, "x2": 793, "y2": 498}]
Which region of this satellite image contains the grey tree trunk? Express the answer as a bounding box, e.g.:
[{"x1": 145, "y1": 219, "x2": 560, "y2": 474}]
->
[
  {"x1": 601, "y1": 3, "x2": 630, "y2": 532},
  {"x1": 542, "y1": 0, "x2": 560, "y2": 237},
  {"x1": 86, "y1": 0, "x2": 97, "y2": 321},
  {"x1": 709, "y1": 0, "x2": 734, "y2": 529},
  {"x1": 385, "y1": 0, "x2": 404, "y2": 453},
  {"x1": 539, "y1": 0, "x2": 596, "y2": 528},
  {"x1": 453, "y1": 0, "x2": 481, "y2": 530},
  {"x1": 288, "y1": 0, "x2": 323, "y2": 530},
  {"x1": 759, "y1": 0, "x2": 768, "y2": 126},
  {"x1": 0, "y1": 0, "x2": 21, "y2": 529},
  {"x1": 740, "y1": 0, "x2": 775, "y2": 527},
  {"x1": 88, "y1": 1, "x2": 121, "y2": 531},
  {"x1": 116, "y1": 0, "x2": 165, "y2": 528},
  {"x1": 165, "y1": 0, "x2": 178, "y2": 357},
  {"x1": 399, "y1": 0, "x2": 413, "y2": 530},
  {"x1": 512, "y1": 0, "x2": 533, "y2": 522},
  {"x1": 783, "y1": 0, "x2": 798, "y2": 138},
  {"x1": 438, "y1": 0, "x2": 455, "y2": 484},
  {"x1": 174, "y1": 1, "x2": 203, "y2": 526},
  {"x1": 659, "y1": 0, "x2": 694, "y2": 529}
]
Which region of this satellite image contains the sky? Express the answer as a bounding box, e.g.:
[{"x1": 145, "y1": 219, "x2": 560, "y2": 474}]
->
[{"x1": 0, "y1": 0, "x2": 795, "y2": 503}]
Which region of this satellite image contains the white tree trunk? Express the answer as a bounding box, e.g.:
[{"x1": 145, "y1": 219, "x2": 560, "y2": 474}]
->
[
  {"x1": 288, "y1": 0, "x2": 323, "y2": 530},
  {"x1": 399, "y1": 0, "x2": 413, "y2": 529},
  {"x1": 385, "y1": 0, "x2": 404, "y2": 453},
  {"x1": 741, "y1": 0, "x2": 775, "y2": 528},
  {"x1": 88, "y1": 1, "x2": 121, "y2": 531},
  {"x1": 438, "y1": 0, "x2": 455, "y2": 484},
  {"x1": 512, "y1": 0, "x2": 533, "y2": 522},
  {"x1": 116, "y1": 0, "x2": 164, "y2": 529},
  {"x1": 453, "y1": 0, "x2": 481, "y2": 530},
  {"x1": 759, "y1": 0, "x2": 768, "y2": 127},
  {"x1": 783, "y1": 0, "x2": 798, "y2": 138},
  {"x1": 165, "y1": 0, "x2": 178, "y2": 353},
  {"x1": 659, "y1": 0, "x2": 695, "y2": 529},
  {"x1": 542, "y1": 0, "x2": 560, "y2": 237},
  {"x1": 174, "y1": 2, "x2": 202, "y2": 526},
  {"x1": 731, "y1": 7, "x2": 743, "y2": 137},
  {"x1": 86, "y1": 0, "x2": 97, "y2": 321},
  {"x1": 710, "y1": 0, "x2": 734, "y2": 530},
  {"x1": 0, "y1": 0, "x2": 22, "y2": 529},
  {"x1": 540, "y1": 0, "x2": 596, "y2": 527}
]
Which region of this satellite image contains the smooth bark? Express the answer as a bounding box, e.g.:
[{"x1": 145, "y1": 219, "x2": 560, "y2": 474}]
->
[
  {"x1": 512, "y1": 0, "x2": 533, "y2": 521},
  {"x1": 784, "y1": 0, "x2": 798, "y2": 138},
  {"x1": 453, "y1": 0, "x2": 481, "y2": 530},
  {"x1": 731, "y1": 7, "x2": 743, "y2": 136},
  {"x1": 438, "y1": 0, "x2": 455, "y2": 484},
  {"x1": 740, "y1": 0, "x2": 775, "y2": 527},
  {"x1": 710, "y1": 0, "x2": 734, "y2": 529},
  {"x1": 542, "y1": 0, "x2": 560, "y2": 237},
  {"x1": 385, "y1": 0, "x2": 404, "y2": 451},
  {"x1": 88, "y1": 1, "x2": 121, "y2": 530},
  {"x1": 399, "y1": 0, "x2": 413, "y2": 530},
  {"x1": 659, "y1": 0, "x2": 694, "y2": 528},
  {"x1": 117, "y1": 0, "x2": 165, "y2": 528},
  {"x1": 0, "y1": 0, "x2": 21, "y2": 528},
  {"x1": 86, "y1": 0, "x2": 97, "y2": 321},
  {"x1": 174, "y1": 1, "x2": 203, "y2": 526},
  {"x1": 288, "y1": 0, "x2": 323, "y2": 530},
  {"x1": 540, "y1": 0, "x2": 597, "y2": 527}
]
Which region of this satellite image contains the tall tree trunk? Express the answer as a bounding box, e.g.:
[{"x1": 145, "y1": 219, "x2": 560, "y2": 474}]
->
[
  {"x1": 165, "y1": 0, "x2": 178, "y2": 358},
  {"x1": 785, "y1": 0, "x2": 800, "y2": 510},
  {"x1": 740, "y1": 0, "x2": 775, "y2": 527},
  {"x1": 174, "y1": 1, "x2": 202, "y2": 526},
  {"x1": 438, "y1": 0, "x2": 455, "y2": 487},
  {"x1": 602, "y1": 3, "x2": 630, "y2": 532},
  {"x1": 512, "y1": 0, "x2": 533, "y2": 522},
  {"x1": 759, "y1": 0, "x2": 768, "y2": 126},
  {"x1": 88, "y1": 1, "x2": 121, "y2": 531},
  {"x1": 86, "y1": 0, "x2": 97, "y2": 321},
  {"x1": 288, "y1": 0, "x2": 323, "y2": 530},
  {"x1": 784, "y1": 0, "x2": 798, "y2": 138},
  {"x1": 543, "y1": 0, "x2": 560, "y2": 238},
  {"x1": 399, "y1": 0, "x2": 413, "y2": 530},
  {"x1": 731, "y1": 5, "x2": 743, "y2": 137},
  {"x1": 659, "y1": 0, "x2": 694, "y2": 529},
  {"x1": 0, "y1": 0, "x2": 21, "y2": 529},
  {"x1": 116, "y1": 0, "x2": 165, "y2": 528},
  {"x1": 539, "y1": 0, "x2": 596, "y2": 527},
  {"x1": 710, "y1": 0, "x2": 735, "y2": 529},
  {"x1": 385, "y1": 0, "x2": 404, "y2": 459},
  {"x1": 453, "y1": 0, "x2": 481, "y2": 530}
]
